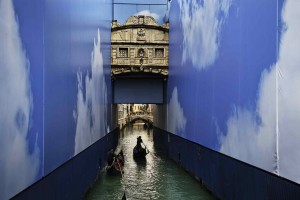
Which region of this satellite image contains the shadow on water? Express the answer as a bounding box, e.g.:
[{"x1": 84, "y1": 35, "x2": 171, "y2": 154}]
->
[
  {"x1": 84, "y1": 123, "x2": 215, "y2": 200},
  {"x1": 133, "y1": 157, "x2": 147, "y2": 167}
]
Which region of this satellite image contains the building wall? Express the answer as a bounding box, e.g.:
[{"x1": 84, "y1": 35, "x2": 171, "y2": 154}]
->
[
  {"x1": 0, "y1": 0, "x2": 113, "y2": 199},
  {"x1": 153, "y1": 104, "x2": 167, "y2": 130},
  {"x1": 118, "y1": 104, "x2": 129, "y2": 129},
  {"x1": 167, "y1": 0, "x2": 300, "y2": 184},
  {"x1": 111, "y1": 45, "x2": 168, "y2": 67},
  {"x1": 111, "y1": 16, "x2": 169, "y2": 75}
]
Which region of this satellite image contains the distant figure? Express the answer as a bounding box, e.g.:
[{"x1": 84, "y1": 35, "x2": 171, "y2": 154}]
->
[
  {"x1": 143, "y1": 123, "x2": 148, "y2": 130},
  {"x1": 137, "y1": 136, "x2": 143, "y2": 150}
]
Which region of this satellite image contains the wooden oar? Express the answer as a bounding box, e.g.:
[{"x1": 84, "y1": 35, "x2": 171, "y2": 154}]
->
[{"x1": 142, "y1": 142, "x2": 156, "y2": 157}]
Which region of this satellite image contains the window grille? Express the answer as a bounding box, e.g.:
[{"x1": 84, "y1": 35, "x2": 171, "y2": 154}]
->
[
  {"x1": 155, "y1": 48, "x2": 164, "y2": 58},
  {"x1": 119, "y1": 48, "x2": 128, "y2": 57}
]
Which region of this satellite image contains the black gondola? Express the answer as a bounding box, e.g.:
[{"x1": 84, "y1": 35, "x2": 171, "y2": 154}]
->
[
  {"x1": 143, "y1": 123, "x2": 148, "y2": 129},
  {"x1": 106, "y1": 150, "x2": 124, "y2": 172},
  {"x1": 133, "y1": 146, "x2": 149, "y2": 159}
]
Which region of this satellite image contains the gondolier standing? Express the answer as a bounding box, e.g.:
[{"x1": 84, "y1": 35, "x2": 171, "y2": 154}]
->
[
  {"x1": 107, "y1": 149, "x2": 116, "y2": 167},
  {"x1": 137, "y1": 136, "x2": 143, "y2": 151}
]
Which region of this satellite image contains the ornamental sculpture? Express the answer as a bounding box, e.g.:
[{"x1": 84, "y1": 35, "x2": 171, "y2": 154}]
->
[{"x1": 137, "y1": 28, "x2": 145, "y2": 39}]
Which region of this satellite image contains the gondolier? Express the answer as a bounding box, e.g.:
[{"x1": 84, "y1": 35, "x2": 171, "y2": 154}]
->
[
  {"x1": 106, "y1": 149, "x2": 124, "y2": 172},
  {"x1": 136, "y1": 136, "x2": 143, "y2": 150},
  {"x1": 133, "y1": 136, "x2": 149, "y2": 159}
]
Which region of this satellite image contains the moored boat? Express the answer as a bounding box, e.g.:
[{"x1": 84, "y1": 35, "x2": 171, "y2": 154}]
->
[{"x1": 106, "y1": 150, "x2": 124, "y2": 172}]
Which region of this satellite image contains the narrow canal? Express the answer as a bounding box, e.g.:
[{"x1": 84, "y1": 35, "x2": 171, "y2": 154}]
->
[{"x1": 85, "y1": 124, "x2": 214, "y2": 200}]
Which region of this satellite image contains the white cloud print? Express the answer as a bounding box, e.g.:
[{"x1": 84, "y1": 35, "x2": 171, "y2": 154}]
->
[
  {"x1": 0, "y1": 0, "x2": 40, "y2": 199},
  {"x1": 134, "y1": 10, "x2": 160, "y2": 21},
  {"x1": 167, "y1": 87, "x2": 187, "y2": 137},
  {"x1": 74, "y1": 29, "x2": 108, "y2": 155},
  {"x1": 178, "y1": 0, "x2": 232, "y2": 70},
  {"x1": 220, "y1": 0, "x2": 300, "y2": 183}
]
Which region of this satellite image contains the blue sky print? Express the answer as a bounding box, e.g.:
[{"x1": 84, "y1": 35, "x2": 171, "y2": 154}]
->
[
  {"x1": 167, "y1": 0, "x2": 300, "y2": 183},
  {"x1": 74, "y1": 29, "x2": 109, "y2": 155},
  {"x1": 0, "y1": 0, "x2": 41, "y2": 199},
  {"x1": 0, "y1": 0, "x2": 112, "y2": 198}
]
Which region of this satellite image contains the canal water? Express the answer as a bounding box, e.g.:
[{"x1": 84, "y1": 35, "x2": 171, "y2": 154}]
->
[{"x1": 85, "y1": 124, "x2": 214, "y2": 200}]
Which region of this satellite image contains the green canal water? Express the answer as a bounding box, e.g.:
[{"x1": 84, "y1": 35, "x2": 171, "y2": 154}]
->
[{"x1": 84, "y1": 124, "x2": 215, "y2": 200}]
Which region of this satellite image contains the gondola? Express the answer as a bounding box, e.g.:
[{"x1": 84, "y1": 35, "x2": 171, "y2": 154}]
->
[
  {"x1": 143, "y1": 123, "x2": 148, "y2": 129},
  {"x1": 133, "y1": 146, "x2": 149, "y2": 159},
  {"x1": 106, "y1": 151, "x2": 124, "y2": 172}
]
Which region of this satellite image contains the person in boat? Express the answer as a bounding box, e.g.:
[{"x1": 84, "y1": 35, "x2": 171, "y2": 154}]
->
[
  {"x1": 106, "y1": 149, "x2": 116, "y2": 169},
  {"x1": 136, "y1": 136, "x2": 143, "y2": 151},
  {"x1": 107, "y1": 149, "x2": 125, "y2": 171},
  {"x1": 114, "y1": 157, "x2": 123, "y2": 171},
  {"x1": 116, "y1": 150, "x2": 124, "y2": 166}
]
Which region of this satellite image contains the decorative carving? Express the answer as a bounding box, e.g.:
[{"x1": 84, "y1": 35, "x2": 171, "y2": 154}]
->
[
  {"x1": 124, "y1": 16, "x2": 138, "y2": 25},
  {"x1": 155, "y1": 48, "x2": 164, "y2": 58},
  {"x1": 138, "y1": 16, "x2": 144, "y2": 24},
  {"x1": 131, "y1": 19, "x2": 138, "y2": 24},
  {"x1": 137, "y1": 28, "x2": 145, "y2": 37},
  {"x1": 119, "y1": 48, "x2": 128, "y2": 57},
  {"x1": 138, "y1": 48, "x2": 144, "y2": 58},
  {"x1": 123, "y1": 16, "x2": 160, "y2": 26},
  {"x1": 144, "y1": 16, "x2": 159, "y2": 26},
  {"x1": 111, "y1": 20, "x2": 121, "y2": 28},
  {"x1": 111, "y1": 15, "x2": 168, "y2": 76}
]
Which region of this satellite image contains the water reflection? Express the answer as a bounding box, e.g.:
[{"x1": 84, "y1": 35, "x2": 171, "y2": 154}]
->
[{"x1": 85, "y1": 124, "x2": 214, "y2": 200}]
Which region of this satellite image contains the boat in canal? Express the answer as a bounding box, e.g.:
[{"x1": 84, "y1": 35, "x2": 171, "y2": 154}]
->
[
  {"x1": 133, "y1": 146, "x2": 149, "y2": 159},
  {"x1": 133, "y1": 135, "x2": 149, "y2": 159},
  {"x1": 106, "y1": 150, "x2": 124, "y2": 172},
  {"x1": 85, "y1": 126, "x2": 214, "y2": 200}
]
